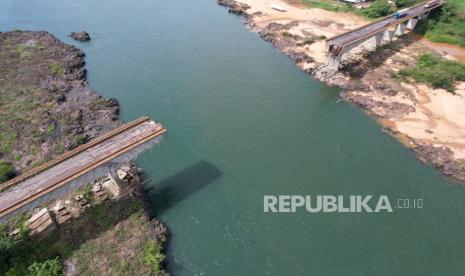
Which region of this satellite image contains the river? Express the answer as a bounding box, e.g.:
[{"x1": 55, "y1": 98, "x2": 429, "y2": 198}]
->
[{"x1": 2, "y1": 0, "x2": 465, "y2": 275}]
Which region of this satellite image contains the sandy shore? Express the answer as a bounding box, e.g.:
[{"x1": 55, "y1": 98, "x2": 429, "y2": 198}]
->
[{"x1": 218, "y1": 0, "x2": 465, "y2": 183}]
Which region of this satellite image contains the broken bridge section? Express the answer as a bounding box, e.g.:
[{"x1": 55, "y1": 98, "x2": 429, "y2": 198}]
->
[{"x1": 0, "y1": 116, "x2": 166, "y2": 221}]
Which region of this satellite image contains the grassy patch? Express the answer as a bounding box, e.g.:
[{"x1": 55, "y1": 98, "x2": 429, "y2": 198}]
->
[
  {"x1": 15, "y1": 45, "x2": 29, "y2": 59},
  {"x1": 50, "y1": 63, "x2": 64, "y2": 76},
  {"x1": 397, "y1": 53, "x2": 465, "y2": 92},
  {"x1": 0, "y1": 126, "x2": 17, "y2": 155}
]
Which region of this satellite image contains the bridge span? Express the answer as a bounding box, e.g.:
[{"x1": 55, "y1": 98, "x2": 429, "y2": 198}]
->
[
  {"x1": 0, "y1": 117, "x2": 166, "y2": 221},
  {"x1": 326, "y1": 1, "x2": 445, "y2": 69}
]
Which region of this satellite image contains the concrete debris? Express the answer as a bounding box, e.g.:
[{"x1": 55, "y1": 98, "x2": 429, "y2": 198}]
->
[{"x1": 26, "y1": 208, "x2": 56, "y2": 236}]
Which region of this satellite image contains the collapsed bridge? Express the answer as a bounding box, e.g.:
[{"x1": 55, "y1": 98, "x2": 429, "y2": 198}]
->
[
  {"x1": 0, "y1": 116, "x2": 166, "y2": 222},
  {"x1": 326, "y1": 0, "x2": 445, "y2": 69}
]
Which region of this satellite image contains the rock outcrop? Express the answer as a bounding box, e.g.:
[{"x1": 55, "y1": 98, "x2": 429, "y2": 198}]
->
[
  {"x1": 69, "y1": 31, "x2": 91, "y2": 42},
  {"x1": 217, "y1": 0, "x2": 250, "y2": 15}
]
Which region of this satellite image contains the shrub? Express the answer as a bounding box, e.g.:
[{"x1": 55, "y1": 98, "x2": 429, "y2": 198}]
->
[
  {"x1": 0, "y1": 161, "x2": 14, "y2": 183},
  {"x1": 298, "y1": 38, "x2": 315, "y2": 46},
  {"x1": 143, "y1": 240, "x2": 165, "y2": 274},
  {"x1": 46, "y1": 124, "x2": 55, "y2": 134},
  {"x1": 72, "y1": 134, "x2": 86, "y2": 146},
  {"x1": 281, "y1": 31, "x2": 294, "y2": 38},
  {"x1": 28, "y1": 257, "x2": 63, "y2": 276}
]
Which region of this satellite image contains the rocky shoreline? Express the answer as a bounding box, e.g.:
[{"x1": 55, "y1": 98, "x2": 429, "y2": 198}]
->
[
  {"x1": 217, "y1": 0, "x2": 465, "y2": 184},
  {"x1": 0, "y1": 31, "x2": 119, "y2": 172},
  {"x1": 0, "y1": 30, "x2": 170, "y2": 274}
]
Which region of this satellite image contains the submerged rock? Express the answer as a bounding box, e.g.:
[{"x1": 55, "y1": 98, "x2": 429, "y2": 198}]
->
[{"x1": 69, "y1": 31, "x2": 91, "y2": 42}]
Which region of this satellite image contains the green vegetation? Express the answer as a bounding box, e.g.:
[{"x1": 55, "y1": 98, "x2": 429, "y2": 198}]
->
[
  {"x1": 72, "y1": 134, "x2": 86, "y2": 146},
  {"x1": 15, "y1": 45, "x2": 29, "y2": 59},
  {"x1": 357, "y1": 0, "x2": 393, "y2": 18},
  {"x1": 298, "y1": 38, "x2": 316, "y2": 46},
  {"x1": 416, "y1": 0, "x2": 465, "y2": 47},
  {"x1": 301, "y1": 0, "x2": 394, "y2": 18},
  {"x1": 281, "y1": 31, "x2": 294, "y2": 38},
  {"x1": 28, "y1": 258, "x2": 63, "y2": 276},
  {"x1": 0, "y1": 216, "x2": 62, "y2": 276},
  {"x1": 0, "y1": 197, "x2": 165, "y2": 275},
  {"x1": 0, "y1": 127, "x2": 16, "y2": 155},
  {"x1": 49, "y1": 63, "x2": 64, "y2": 76},
  {"x1": 45, "y1": 124, "x2": 55, "y2": 134},
  {"x1": 0, "y1": 161, "x2": 14, "y2": 183},
  {"x1": 397, "y1": 53, "x2": 465, "y2": 92},
  {"x1": 143, "y1": 240, "x2": 166, "y2": 274}
]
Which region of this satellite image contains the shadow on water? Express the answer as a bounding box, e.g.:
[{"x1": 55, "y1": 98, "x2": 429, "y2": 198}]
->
[{"x1": 146, "y1": 160, "x2": 222, "y2": 216}]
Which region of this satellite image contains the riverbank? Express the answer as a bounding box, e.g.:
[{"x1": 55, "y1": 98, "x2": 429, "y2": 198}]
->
[
  {"x1": 0, "y1": 30, "x2": 120, "y2": 174},
  {"x1": 217, "y1": 0, "x2": 465, "y2": 184},
  {"x1": 0, "y1": 31, "x2": 169, "y2": 274}
]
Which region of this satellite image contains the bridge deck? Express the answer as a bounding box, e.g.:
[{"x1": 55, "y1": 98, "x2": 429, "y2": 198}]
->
[
  {"x1": 0, "y1": 119, "x2": 166, "y2": 218},
  {"x1": 327, "y1": 1, "x2": 444, "y2": 47}
]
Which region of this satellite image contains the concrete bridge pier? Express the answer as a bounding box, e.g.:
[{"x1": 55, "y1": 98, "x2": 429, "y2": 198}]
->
[
  {"x1": 383, "y1": 29, "x2": 395, "y2": 44},
  {"x1": 395, "y1": 23, "x2": 407, "y2": 36},
  {"x1": 407, "y1": 17, "x2": 419, "y2": 29},
  {"x1": 369, "y1": 32, "x2": 385, "y2": 48},
  {"x1": 328, "y1": 52, "x2": 342, "y2": 70}
]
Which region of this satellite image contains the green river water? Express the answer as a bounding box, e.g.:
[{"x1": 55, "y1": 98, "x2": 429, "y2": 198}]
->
[{"x1": 2, "y1": 0, "x2": 465, "y2": 275}]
